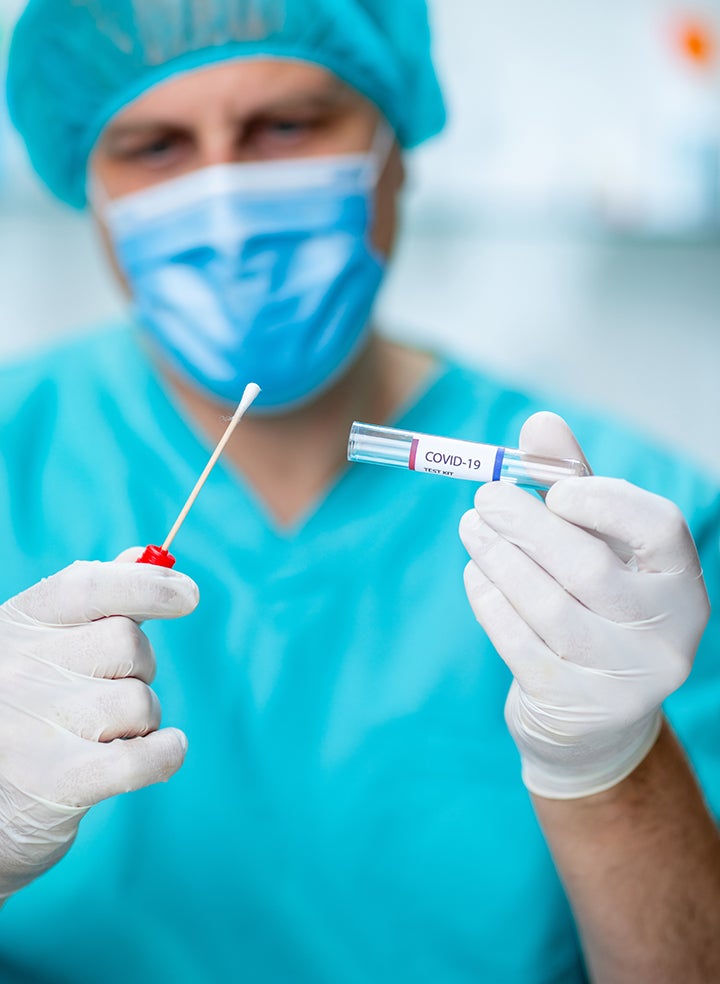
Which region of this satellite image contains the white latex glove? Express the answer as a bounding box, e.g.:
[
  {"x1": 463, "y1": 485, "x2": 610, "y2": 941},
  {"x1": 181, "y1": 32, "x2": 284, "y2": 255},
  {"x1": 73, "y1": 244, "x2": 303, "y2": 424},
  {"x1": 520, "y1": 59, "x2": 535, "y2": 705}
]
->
[
  {"x1": 459, "y1": 412, "x2": 711, "y2": 799},
  {"x1": 0, "y1": 552, "x2": 198, "y2": 901}
]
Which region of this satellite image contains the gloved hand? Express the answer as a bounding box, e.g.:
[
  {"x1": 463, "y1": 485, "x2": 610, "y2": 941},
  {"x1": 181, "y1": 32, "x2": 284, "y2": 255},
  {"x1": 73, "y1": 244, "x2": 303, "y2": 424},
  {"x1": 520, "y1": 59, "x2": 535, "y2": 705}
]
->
[
  {"x1": 0, "y1": 553, "x2": 198, "y2": 901},
  {"x1": 459, "y1": 412, "x2": 711, "y2": 799}
]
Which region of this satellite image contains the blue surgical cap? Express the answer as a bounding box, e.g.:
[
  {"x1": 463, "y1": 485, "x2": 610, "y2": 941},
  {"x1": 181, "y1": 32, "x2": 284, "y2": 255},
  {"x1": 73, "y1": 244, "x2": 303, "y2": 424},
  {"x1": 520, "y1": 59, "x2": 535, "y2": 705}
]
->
[{"x1": 6, "y1": 0, "x2": 446, "y2": 209}]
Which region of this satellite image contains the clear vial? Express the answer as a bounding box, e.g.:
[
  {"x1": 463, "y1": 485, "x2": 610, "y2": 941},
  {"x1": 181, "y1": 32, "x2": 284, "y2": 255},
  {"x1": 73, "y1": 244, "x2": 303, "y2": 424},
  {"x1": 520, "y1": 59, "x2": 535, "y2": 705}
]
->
[{"x1": 348, "y1": 423, "x2": 589, "y2": 491}]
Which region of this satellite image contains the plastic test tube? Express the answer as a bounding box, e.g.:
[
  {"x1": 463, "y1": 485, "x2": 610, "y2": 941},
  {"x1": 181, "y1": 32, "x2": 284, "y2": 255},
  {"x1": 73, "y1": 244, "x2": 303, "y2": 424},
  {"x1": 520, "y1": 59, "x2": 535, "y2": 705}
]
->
[{"x1": 348, "y1": 423, "x2": 590, "y2": 491}]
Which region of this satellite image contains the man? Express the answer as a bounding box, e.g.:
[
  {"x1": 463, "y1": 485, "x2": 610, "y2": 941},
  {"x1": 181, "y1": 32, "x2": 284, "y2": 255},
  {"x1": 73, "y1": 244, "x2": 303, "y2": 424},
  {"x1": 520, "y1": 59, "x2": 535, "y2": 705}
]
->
[{"x1": 0, "y1": 2, "x2": 718, "y2": 982}]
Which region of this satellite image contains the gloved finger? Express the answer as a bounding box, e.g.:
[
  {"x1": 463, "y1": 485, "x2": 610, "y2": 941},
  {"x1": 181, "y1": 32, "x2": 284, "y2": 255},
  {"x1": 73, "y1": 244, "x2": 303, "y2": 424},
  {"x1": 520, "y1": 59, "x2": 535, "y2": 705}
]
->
[
  {"x1": 463, "y1": 561, "x2": 557, "y2": 692},
  {"x1": 27, "y1": 676, "x2": 162, "y2": 743},
  {"x1": 68, "y1": 728, "x2": 188, "y2": 808},
  {"x1": 460, "y1": 510, "x2": 615, "y2": 668},
  {"x1": 468, "y1": 484, "x2": 638, "y2": 621},
  {"x1": 19, "y1": 617, "x2": 156, "y2": 683},
  {"x1": 546, "y1": 477, "x2": 702, "y2": 575},
  {"x1": 519, "y1": 412, "x2": 593, "y2": 475},
  {"x1": 5, "y1": 561, "x2": 199, "y2": 626}
]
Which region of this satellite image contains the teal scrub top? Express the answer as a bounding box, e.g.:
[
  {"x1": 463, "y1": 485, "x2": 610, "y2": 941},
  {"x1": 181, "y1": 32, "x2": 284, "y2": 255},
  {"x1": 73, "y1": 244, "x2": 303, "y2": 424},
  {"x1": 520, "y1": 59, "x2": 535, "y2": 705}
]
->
[{"x1": 0, "y1": 327, "x2": 718, "y2": 984}]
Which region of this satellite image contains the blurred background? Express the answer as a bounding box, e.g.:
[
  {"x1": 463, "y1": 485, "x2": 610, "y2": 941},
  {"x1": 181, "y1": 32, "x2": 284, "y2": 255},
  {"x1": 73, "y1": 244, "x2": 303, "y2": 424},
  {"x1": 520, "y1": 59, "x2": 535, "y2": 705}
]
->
[{"x1": 0, "y1": 0, "x2": 719, "y2": 473}]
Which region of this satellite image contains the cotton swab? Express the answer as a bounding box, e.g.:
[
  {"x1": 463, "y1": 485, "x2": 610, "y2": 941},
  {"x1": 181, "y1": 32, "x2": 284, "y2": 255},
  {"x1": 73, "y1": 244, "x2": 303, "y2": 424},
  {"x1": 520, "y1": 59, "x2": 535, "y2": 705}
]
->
[{"x1": 137, "y1": 383, "x2": 261, "y2": 568}]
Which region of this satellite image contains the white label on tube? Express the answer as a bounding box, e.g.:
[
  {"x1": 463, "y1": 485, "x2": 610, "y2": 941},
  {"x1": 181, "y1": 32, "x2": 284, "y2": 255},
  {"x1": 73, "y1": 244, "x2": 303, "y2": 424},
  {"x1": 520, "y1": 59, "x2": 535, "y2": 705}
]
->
[{"x1": 410, "y1": 436, "x2": 505, "y2": 482}]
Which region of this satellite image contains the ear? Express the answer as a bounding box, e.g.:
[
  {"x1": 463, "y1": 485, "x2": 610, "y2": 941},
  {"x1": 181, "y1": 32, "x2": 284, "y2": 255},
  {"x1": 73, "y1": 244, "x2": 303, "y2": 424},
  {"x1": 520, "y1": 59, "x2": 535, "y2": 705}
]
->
[
  {"x1": 91, "y1": 212, "x2": 132, "y2": 299},
  {"x1": 390, "y1": 144, "x2": 406, "y2": 193},
  {"x1": 372, "y1": 143, "x2": 405, "y2": 258}
]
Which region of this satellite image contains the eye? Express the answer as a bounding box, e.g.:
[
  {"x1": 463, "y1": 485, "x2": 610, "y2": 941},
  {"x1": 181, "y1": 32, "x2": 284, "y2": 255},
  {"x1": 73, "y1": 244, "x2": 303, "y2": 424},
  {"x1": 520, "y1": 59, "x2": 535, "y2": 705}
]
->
[
  {"x1": 245, "y1": 115, "x2": 320, "y2": 153},
  {"x1": 262, "y1": 118, "x2": 314, "y2": 143},
  {"x1": 137, "y1": 137, "x2": 177, "y2": 158},
  {"x1": 267, "y1": 119, "x2": 310, "y2": 135},
  {"x1": 103, "y1": 130, "x2": 193, "y2": 170},
  {"x1": 130, "y1": 134, "x2": 190, "y2": 164}
]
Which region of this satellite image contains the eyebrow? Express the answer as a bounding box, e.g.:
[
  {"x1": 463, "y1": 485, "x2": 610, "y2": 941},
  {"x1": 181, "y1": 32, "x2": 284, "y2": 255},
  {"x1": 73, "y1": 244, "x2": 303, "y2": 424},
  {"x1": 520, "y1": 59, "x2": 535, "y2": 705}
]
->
[{"x1": 102, "y1": 80, "x2": 356, "y2": 141}]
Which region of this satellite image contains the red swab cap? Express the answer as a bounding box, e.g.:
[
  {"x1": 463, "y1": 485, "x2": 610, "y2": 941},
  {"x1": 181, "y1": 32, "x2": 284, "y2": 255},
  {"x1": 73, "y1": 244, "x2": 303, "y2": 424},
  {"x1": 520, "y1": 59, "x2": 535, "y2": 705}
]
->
[{"x1": 137, "y1": 545, "x2": 176, "y2": 569}]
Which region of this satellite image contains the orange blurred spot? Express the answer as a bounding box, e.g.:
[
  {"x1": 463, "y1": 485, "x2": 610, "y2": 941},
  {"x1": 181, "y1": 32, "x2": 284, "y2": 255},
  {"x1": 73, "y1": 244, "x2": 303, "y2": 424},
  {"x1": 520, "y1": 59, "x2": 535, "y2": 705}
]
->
[{"x1": 676, "y1": 19, "x2": 716, "y2": 66}]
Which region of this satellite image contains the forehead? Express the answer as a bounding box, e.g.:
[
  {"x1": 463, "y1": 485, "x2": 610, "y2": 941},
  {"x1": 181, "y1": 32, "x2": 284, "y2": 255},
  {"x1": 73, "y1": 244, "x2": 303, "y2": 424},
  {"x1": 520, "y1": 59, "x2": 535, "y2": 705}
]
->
[{"x1": 105, "y1": 58, "x2": 363, "y2": 129}]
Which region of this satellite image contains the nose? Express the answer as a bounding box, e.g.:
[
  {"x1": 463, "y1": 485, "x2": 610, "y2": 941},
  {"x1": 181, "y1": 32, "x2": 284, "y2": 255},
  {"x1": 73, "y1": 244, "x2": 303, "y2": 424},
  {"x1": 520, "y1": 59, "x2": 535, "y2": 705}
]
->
[
  {"x1": 196, "y1": 120, "x2": 244, "y2": 168},
  {"x1": 197, "y1": 134, "x2": 237, "y2": 168}
]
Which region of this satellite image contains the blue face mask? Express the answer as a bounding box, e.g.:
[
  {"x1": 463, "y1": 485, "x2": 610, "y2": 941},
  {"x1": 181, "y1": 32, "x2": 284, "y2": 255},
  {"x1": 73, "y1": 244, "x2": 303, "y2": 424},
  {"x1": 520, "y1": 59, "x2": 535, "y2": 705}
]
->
[{"x1": 101, "y1": 147, "x2": 388, "y2": 411}]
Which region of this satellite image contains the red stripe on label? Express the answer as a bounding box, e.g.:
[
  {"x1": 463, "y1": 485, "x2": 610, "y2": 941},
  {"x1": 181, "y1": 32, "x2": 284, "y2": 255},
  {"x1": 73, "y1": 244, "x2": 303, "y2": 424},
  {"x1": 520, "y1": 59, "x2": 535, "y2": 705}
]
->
[{"x1": 409, "y1": 438, "x2": 419, "y2": 471}]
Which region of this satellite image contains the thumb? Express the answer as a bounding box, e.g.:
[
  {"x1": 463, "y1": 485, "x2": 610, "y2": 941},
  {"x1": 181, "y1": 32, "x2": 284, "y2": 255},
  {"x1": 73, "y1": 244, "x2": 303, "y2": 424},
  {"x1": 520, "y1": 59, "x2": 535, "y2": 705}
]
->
[
  {"x1": 518, "y1": 413, "x2": 643, "y2": 562},
  {"x1": 78, "y1": 728, "x2": 189, "y2": 807},
  {"x1": 114, "y1": 546, "x2": 145, "y2": 564},
  {"x1": 6, "y1": 560, "x2": 199, "y2": 625},
  {"x1": 519, "y1": 412, "x2": 593, "y2": 476}
]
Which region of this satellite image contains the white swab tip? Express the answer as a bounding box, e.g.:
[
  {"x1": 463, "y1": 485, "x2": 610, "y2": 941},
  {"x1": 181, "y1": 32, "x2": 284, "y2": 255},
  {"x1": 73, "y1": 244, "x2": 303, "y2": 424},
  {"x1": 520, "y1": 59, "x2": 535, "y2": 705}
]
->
[{"x1": 236, "y1": 382, "x2": 262, "y2": 417}]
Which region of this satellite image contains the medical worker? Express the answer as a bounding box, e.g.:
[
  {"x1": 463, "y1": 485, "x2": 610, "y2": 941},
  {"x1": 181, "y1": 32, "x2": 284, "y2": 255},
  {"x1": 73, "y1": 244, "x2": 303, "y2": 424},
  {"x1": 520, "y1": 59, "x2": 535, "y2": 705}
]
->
[{"x1": 0, "y1": 1, "x2": 719, "y2": 982}]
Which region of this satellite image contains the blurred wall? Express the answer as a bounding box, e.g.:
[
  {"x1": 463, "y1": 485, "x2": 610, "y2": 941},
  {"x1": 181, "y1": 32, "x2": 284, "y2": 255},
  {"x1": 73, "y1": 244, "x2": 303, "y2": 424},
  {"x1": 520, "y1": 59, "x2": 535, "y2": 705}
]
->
[{"x1": 1, "y1": 0, "x2": 719, "y2": 473}]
